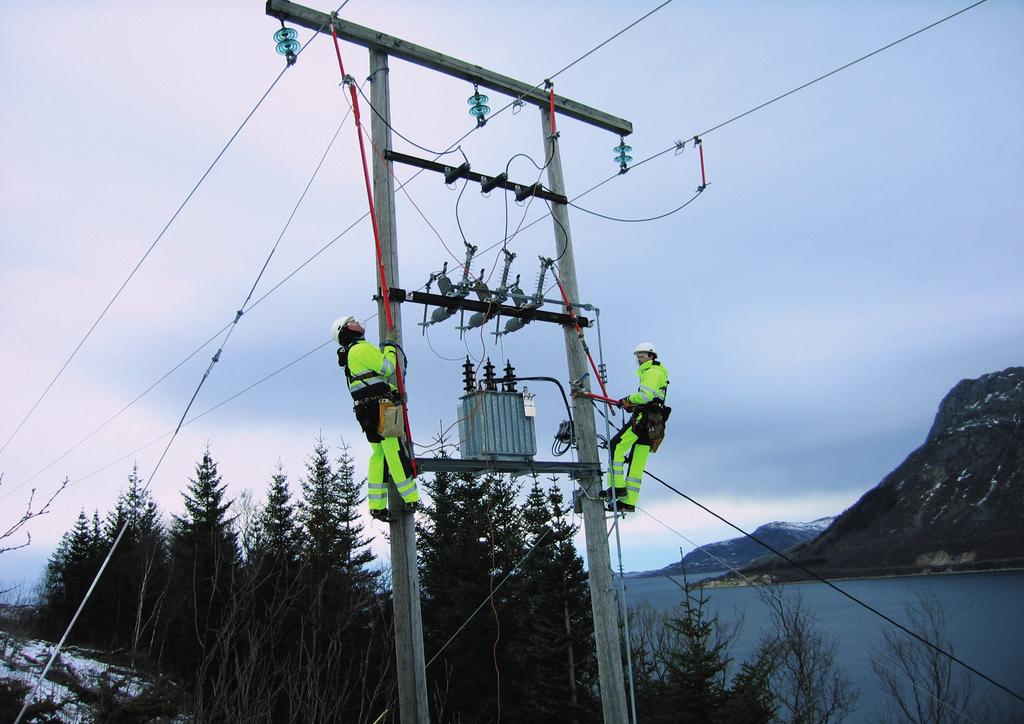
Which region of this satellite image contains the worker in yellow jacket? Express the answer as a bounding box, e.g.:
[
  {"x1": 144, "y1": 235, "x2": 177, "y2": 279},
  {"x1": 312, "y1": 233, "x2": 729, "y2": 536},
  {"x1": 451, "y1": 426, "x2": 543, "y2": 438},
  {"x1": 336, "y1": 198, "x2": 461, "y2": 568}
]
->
[
  {"x1": 331, "y1": 315, "x2": 419, "y2": 522},
  {"x1": 601, "y1": 342, "x2": 670, "y2": 512}
]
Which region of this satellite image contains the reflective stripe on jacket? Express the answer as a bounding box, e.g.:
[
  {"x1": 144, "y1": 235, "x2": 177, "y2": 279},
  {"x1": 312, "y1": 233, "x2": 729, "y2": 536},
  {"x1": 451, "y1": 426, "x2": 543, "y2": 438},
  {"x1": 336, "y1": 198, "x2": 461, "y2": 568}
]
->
[
  {"x1": 627, "y1": 360, "x2": 669, "y2": 405},
  {"x1": 346, "y1": 339, "x2": 397, "y2": 398}
]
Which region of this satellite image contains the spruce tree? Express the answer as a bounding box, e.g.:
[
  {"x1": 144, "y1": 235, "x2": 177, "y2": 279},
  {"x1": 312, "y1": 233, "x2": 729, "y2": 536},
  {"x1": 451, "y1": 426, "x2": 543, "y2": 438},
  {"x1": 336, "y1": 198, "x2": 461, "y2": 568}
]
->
[
  {"x1": 334, "y1": 441, "x2": 378, "y2": 591},
  {"x1": 93, "y1": 465, "x2": 170, "y2": 660},
  {"x1": 297, "y1": 434, "x2": 341, "y2": 581},
  {"x1": 511, "y1": 477, "x2": 598, "y2": 723},
  {"x1": 41, "y1": 509, "x2": 104, "y2": 641},
  {"x1": 166, "y1": 447, "x2": 239, "y2": 677},
  {"x1": 419, "y1": 468, "x2": 530, "y2": 722},
  {"x1": 248, "y1": 462, "x2": 301, "y2": 569}
]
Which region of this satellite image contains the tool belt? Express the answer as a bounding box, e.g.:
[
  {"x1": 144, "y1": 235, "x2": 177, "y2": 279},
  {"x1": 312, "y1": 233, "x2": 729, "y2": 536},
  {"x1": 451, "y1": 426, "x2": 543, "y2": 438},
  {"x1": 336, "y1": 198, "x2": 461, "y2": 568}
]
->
[{"x1": 634, "y1": 399, "x2": 671, "y2": 452}]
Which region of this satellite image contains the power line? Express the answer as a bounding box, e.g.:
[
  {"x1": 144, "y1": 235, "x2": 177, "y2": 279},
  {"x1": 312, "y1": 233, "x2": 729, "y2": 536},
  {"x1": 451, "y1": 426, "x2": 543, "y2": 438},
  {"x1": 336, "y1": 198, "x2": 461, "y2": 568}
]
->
[
  {"x1": 569, "y1": 0, "x2": 991, "y2": 212},
  {"x1": 0, "y1": 12, "x2": 339, "y2": 463},
  {"x1": 697, "y1": 0, "x2": 989, "y2": 139},
  {"x1": 1, "y1": 103, "x2": 356, "y2": 504},
  {"x1": 569, "y1": 187, "x2": 704, "y2": 223},
  {"x1": 644, "y1": 468, "x2": 1024, "y2": 706},
  {"x1": 13, "y1": 13, "x2": 357, "y2": 717},
  {"x1": 634, "y1": 503, "x2": 986, "y2": 724}
]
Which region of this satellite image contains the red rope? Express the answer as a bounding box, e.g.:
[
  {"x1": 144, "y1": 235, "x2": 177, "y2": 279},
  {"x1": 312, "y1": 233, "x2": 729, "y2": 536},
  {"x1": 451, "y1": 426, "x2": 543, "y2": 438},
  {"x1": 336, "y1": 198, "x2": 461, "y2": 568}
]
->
[
  {"x1": 553, "y1": 278, "x2": 609, "y2": 399},
  {"x1": 330, "y1": 24, "x2": 418, "y2": 475},
  {"x1": 548, "y1": 87, "x2": 557, "y2": 135},
  {"x1": 331, "y1": 24, "x2": 394, "y2": 332}
]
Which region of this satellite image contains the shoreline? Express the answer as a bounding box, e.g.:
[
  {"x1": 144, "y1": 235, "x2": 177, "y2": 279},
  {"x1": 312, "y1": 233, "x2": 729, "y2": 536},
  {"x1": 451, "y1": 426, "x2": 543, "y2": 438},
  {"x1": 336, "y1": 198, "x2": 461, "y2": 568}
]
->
[{"x1": 694, "y1": 565, "x2": 1024, "y2": 588}]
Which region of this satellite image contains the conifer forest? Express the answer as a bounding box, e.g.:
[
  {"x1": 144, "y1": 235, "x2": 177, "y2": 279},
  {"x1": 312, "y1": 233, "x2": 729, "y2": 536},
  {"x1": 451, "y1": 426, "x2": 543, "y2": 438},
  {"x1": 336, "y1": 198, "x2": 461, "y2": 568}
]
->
[{"x1": 2, "y1": 439, "x2": 880, "y2": 723}]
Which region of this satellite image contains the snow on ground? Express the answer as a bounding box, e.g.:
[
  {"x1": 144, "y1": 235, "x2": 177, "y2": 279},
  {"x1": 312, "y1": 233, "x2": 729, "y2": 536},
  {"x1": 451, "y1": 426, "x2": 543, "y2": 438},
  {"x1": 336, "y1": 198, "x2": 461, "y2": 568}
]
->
[{"x1": 1, "y1": 632, "x2": 154, "y2": 722}]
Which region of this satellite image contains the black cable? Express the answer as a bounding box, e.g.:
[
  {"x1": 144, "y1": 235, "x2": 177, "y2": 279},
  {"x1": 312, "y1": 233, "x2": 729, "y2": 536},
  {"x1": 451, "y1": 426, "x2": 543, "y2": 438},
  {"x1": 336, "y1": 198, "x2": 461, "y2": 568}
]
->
[
  {"x1": 356, "y1": 82, "x2": 468, "y2": 162},
  {"x1": 645, "y1": 468, "x2": 1024, "y2": 706},
  {"x1": 569, "y1": 188, "x2": 704, "y2": 223}
]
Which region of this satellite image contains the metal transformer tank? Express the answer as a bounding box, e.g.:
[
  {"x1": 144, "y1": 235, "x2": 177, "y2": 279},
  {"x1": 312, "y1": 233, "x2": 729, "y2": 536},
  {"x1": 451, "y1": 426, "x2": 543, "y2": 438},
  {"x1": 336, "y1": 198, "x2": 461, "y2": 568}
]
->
[{"x1": 457, "y1": 389, "x2": 537, "y2": 461}]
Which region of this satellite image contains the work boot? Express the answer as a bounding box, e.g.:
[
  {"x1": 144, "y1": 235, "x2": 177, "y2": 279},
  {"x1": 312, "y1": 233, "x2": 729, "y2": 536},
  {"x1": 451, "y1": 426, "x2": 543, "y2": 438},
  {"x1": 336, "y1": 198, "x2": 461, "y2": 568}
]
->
[
  {"x1": 605, "y1": 502, "x2": 635, "y2": 513},
  {"x1": 370, "y1": 509, "x2": 390, "y2": 523},
  {"x1": 599, "y1": 487, "x2": 628, "y2": 500}
]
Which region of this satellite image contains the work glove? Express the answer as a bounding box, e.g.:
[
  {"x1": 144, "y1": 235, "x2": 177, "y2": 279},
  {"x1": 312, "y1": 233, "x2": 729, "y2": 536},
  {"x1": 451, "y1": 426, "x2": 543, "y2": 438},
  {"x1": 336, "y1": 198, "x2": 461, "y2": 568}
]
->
[{"x1": 618, "y1": 397, "x2": 634, "y2": 411}]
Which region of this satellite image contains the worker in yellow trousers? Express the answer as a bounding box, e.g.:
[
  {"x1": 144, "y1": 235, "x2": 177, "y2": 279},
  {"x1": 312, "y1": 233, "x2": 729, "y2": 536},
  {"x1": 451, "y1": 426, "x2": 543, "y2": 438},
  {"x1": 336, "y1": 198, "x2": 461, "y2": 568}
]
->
[
  {"x1": 331, "y1": 315, "x2": 419, "y2": 522},
  {"x1": 601, "y1": 342, "x2": 670, "y2": 512}
]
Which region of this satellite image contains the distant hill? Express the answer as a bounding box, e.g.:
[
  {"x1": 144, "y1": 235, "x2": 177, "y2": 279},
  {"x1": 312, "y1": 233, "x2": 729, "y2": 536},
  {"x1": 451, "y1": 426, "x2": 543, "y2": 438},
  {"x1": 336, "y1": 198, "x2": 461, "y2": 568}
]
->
[
  {"x1": 746, "y1": 367, "x2": 1024, "y2": 581},
  {"x1": 632, "y1": 518, "x2": 834, "y2": 578}
]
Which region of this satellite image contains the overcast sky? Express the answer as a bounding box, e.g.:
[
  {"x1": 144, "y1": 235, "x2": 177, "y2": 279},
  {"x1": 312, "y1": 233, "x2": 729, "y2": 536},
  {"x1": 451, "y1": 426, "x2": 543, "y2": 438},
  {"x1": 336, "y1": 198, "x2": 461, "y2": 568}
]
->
[{"x1": 2, "y1": 0, "x2": 1022, "y2": 587}]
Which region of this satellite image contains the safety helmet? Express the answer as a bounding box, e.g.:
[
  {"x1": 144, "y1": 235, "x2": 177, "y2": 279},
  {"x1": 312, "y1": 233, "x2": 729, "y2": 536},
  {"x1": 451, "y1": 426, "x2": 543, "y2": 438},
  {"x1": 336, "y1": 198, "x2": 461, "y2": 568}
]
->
[
  {"x1": 330, "y1": 315, "x2": 357, "y2": 344},
  {"x1": 634, "y1": 342, "x2": 657, "y2": 357}
]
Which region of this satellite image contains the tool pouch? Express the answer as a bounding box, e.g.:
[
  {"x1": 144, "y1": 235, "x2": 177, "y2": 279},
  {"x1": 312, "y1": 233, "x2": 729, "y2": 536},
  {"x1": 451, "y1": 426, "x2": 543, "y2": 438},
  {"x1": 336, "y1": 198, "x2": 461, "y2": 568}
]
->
[
  {"x1": 378, "y1": 400, "x2": 407, "y2": 440},
  {"x1": 646, "y1": 404, "x2": 671, "y2": 452}
]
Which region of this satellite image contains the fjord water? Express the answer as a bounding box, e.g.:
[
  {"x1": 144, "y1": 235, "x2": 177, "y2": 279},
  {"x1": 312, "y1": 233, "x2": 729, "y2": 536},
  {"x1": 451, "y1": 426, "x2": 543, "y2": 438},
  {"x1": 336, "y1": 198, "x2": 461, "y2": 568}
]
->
[{"x1": 624, "y1": 570, "x2": 1024, "y2": 719}]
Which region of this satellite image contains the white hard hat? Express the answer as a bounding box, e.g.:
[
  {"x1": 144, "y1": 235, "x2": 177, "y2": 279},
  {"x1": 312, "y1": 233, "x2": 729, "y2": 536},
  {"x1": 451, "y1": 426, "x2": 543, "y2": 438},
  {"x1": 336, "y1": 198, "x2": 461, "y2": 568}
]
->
[
  {"x1": 330, "y1": 315, "x2": 357, "y2": 344},
  {"x1": 634, "y1": 342, "x2": 657, "y2": 357}
]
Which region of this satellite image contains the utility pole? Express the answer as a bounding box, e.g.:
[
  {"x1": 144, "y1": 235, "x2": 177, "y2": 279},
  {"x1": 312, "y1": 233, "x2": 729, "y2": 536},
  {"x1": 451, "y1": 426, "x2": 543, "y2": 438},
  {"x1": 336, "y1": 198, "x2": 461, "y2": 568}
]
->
[
  {"x1": 265, "y1": 3, "x2": 633, "y2": 721},
  {"x1": 541, "y1": 108, "x2": 629, "y2": 724},
  {"x1": 369, "y1": 49, "x2": 430, "y2": 723}
]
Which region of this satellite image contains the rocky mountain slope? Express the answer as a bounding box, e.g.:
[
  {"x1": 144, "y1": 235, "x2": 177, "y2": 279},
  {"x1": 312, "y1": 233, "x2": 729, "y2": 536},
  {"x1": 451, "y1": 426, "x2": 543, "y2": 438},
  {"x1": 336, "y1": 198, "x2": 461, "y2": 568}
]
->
[
  {"x1": 635, "y1": 518, "x2": 834, "y2": 577},
  {"x1": 752, "y1": 367, "x2": 1024, "y2": 580}
]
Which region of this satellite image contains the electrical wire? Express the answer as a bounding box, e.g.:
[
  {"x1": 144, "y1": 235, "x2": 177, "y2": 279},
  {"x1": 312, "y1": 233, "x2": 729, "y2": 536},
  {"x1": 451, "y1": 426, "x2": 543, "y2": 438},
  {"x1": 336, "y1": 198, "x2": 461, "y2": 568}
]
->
[
  {"x1": 14, "y1": 14, "x2": 352, "y2": 712},
  {"x1": 569, "y1": 187, "x2": 704, "y2": 223},
  {"x1": 558, "y1": 0, "x2": 992, "y2": 217},
  {"x1": 1, "y1": 70, "x2": 293, "y2": 462},
  {"x1": 644, "y1": 468, "x2": 1024, "y2": 706},
  {"x1": 355, "y1": 81, "x2": 468, "y2": 162},
  {"x1": 1, "y1": 103, "x2": 357, "y2": 504},
  {"x1": 635, "y1": 503, "x2": 986, "y2": 724}
]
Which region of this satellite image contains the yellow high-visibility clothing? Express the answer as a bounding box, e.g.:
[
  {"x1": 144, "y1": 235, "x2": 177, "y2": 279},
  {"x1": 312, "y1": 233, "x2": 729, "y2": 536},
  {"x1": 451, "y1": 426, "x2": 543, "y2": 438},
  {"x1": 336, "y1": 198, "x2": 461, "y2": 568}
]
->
[
  {"x1": 611, "y1": 360, "x2": 669, "y2": 506},
  {"x1": 343, "y1": 339, "x2": 418, "y2": 510}
]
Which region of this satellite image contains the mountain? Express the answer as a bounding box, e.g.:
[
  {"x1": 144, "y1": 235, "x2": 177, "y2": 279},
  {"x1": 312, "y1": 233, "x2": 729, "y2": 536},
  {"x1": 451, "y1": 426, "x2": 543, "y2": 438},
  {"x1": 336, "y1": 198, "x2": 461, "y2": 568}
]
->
[
  {"x1": 749, "y1": 366, "x2": 1024, "y2": 580},
  {"x1": 633, "y1": 518, "x2": 834, "y2": 578}
]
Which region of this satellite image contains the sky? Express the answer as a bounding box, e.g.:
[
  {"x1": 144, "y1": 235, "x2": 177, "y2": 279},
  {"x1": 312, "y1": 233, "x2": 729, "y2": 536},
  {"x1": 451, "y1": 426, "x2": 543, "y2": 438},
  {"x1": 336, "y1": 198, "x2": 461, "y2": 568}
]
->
[{"x1": 1, "y1": 0, "x2": 1022, "y2": 589}]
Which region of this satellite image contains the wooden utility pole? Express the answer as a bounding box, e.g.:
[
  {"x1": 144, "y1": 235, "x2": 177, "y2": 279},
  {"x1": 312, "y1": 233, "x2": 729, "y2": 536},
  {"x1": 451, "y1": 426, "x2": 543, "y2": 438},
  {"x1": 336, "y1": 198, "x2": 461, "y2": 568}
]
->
[
  {"x1": 541, "y1": 108, "x2": 629, "y2": 724},
  {"x1": 265, "y1": 3, "x2": 634, "y2": 721},
  {"x1": 369, "y1": 49, "x2": 430, "y2": 723}
]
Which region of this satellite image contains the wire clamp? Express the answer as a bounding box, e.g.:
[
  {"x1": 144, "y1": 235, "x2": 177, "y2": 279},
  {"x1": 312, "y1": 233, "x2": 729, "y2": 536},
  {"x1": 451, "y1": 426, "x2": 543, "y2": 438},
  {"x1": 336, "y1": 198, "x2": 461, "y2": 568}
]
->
[
  {"x1": 674, "y1": 139, "x2": 686, "y2": 155},
  {"x1": 233, "y1": 310, "x2": 244, "y2": 323},
  {"x1": 341, "y1": 74, "x2": 356, "y2": 88}
]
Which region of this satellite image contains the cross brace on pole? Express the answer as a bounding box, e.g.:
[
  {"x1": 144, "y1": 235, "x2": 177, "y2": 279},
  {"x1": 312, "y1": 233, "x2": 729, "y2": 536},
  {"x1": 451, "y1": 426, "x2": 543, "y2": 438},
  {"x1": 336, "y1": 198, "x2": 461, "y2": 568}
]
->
[
  {"x1": 386, "y1": 150, "x2": 568, "y2": 205},
  {"x1": 384, "y1": 288, "x2": 591, "y2": 328}
]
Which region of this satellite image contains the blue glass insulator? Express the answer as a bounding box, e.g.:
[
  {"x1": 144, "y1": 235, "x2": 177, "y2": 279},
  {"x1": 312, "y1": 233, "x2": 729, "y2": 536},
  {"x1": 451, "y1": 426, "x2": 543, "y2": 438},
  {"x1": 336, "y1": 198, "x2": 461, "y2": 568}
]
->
[
  {"x1": 615, "y1": 154, "x2": 633, "y2": 164},
  {"x1": 277, "y1": 39, "x2": 300, "y2": 55},
  {"x1": 614, "y1": 143, "x2": 632, "y2": 155},
  {"x1": 469, "y1": 104, "x2": 490, "y2": 118},
  {"x1": 468, "y1": 92, "x2": 489, "y2": 107},
  {"x1": 274, "y1": 28, "x2": 298, "y2": 43}
]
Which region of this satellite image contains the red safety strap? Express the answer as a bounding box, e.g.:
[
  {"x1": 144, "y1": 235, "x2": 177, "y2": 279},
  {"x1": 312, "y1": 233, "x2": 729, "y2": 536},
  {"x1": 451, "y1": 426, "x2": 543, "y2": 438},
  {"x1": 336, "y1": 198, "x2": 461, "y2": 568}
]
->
[
  {"x1": 553, "y1": 277, "x2": 610, "y2": 400},
  {"x1": 330, "y1": 24, "x2": 417, "y2": 475}
]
